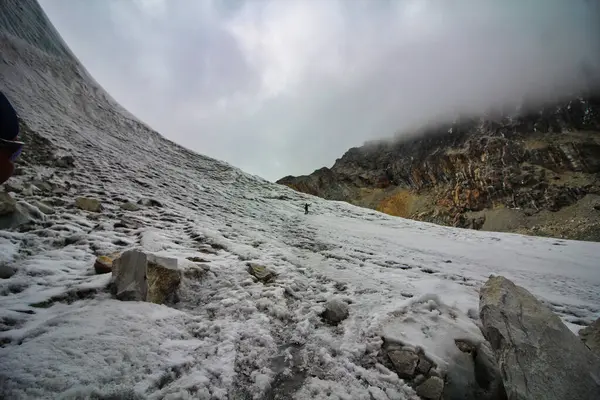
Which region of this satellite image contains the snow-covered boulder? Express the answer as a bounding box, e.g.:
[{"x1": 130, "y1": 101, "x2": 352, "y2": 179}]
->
[
  {"x1": 479, "y1": 275, "x2": 600, "y2": 400},
  {"x1": 111, "y1": 250, "x2": 181, "y2": 304}
]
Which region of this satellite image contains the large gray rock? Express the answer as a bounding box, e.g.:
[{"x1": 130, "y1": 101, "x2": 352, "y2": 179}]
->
[
  {"x1": 111, "y1": 250, "x2": 181, "y2": 304},
  {"x1": 579, "y1": 318, "x2": 600, "y2": 358},
  {"x1": 479, "y1": 276, "x2": 600, "y2": 400},
  {"x1": 111, "y1": 250, "x2": 148, "y2": 301}
]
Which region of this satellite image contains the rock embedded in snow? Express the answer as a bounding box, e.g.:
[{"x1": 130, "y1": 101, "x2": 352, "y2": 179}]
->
[
  {"x1": 55, "y1": 155, "x2": 75, "y2": 168},
  {"x1": 75, "y1": 197, "x2": 103, "y2": 212},
  {"x1": 479, "y1": 275, "x2": 600, "y2": 400},
  {"x1": 388, "y1": 348, "x2": 419, "y2": 378},
  {"x1": 111, "y1": 250, "x2": 182, "y2": 304},
  {"x1": 94, "y1": 254, "x2": 119, "y2": 274},
  {"x1": 0, "y1": 263, "x2": 16, "y2": 279},
  {"x1": 321, "y1": 297, "x2": 349, "y2": 324},
  {"x1": 247, "y1": 263, "x2": 276, "y2": 283},
  {"x1": 120, "y1": 201, "x2": 141, "y2": 211},
  {"x1": 416, "y1": 376, "x2": 444, "y2": 400},
  {"x1": 579, "y1": 318, "x2": 600, "y2": 357}
]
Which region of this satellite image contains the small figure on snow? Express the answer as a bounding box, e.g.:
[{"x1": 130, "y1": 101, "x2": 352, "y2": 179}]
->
[{"x1": 304, "y1": 203, "x2": 310, "y2": 215}]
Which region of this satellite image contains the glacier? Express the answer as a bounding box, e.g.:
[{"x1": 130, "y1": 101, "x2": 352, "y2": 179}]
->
[{"x1": 0, "y1": 1, "x2": 599, "y2": 399}]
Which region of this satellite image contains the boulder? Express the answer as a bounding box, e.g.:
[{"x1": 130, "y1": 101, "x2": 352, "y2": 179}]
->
[
  {"x1": 94, "y1": 254, "x2": 119, "y2": 274},
  {"x1": 321, "y1": 297, "x2": 349, "y2": 324},
  {"x1": 579, "y1": 318, "x2": 600, "y2": 357},
  {"x1": 0, "y1": 263, "x2": 16, "y2": 279},
  {"x1": 111, "y1": 250, "x2": 181, "y2": 304},
  {"x1": 388, "y1": 348, "x2": 419, "y2": 379},
  {"x1": 111, "y1": 250, "x2": 147, "y2": 301},
  {"x1": 479, "y1": 276, "x2": 600, "y2": 400},
  {"x1": 75, "y1": 197, "x2": 102, "y2": 212},
  {"x1": 416, "y1": 376, "x2": 444, "y2": 400},
  {"x1": 120, "y1": 201, "x2": 141, "y2": 212},
  {"x1": 247, "y1": 263, "x2": 276, "y2": 283}
]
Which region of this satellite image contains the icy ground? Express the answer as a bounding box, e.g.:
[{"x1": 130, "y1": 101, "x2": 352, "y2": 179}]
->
[{"x1": 1, "y1": 2, "x2": 600, "y2": 399}]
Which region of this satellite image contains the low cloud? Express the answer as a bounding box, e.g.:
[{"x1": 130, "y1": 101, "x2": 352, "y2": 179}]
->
[{"x1": 40, "y1": 0, "x2": 600, "y2": 180}]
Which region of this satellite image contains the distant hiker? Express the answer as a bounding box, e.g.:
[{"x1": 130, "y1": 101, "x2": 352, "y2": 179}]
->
[
  {"x1": 0, "y1": 91, "x2": 23, "y2": 185},
  {"x1": 304, "y1": 203, "x2": 310, "y2": 214}
]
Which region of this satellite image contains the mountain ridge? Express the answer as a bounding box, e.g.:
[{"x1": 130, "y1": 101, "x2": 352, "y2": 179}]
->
[{"x1": 278, "y1": 96, "x2": 600, "y2": 240}]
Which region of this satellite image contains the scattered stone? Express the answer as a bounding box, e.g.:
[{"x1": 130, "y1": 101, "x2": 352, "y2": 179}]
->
[
  {"x1": 247, "y1": 263, "x2": 276, "y2": 283},
  {"x1": 0, "y1": 192, "x2": 17, "y2": 216},
  {"x1": 0, "y1": 264, "x2": 16, "y2": 279},
  {"x1": 416, "y1": 376, "x2": 444, "y2": 400},
  {"x1": 479, "y1": 275, "x2": 600, "y2": 400},
  {"x1": 137, "y1": 198, "x2": 163, "y2": 207},
  {"x1": 321, "y1": 297, "x2": 349, "y2": 324},
  {"x1": 55, "y1": 155, "x2": 75, "y2": 168},
  {"x1": 75, "y1": 197, "x2": 103, "y2": 212},
  {"x1": 579, "y1": 318, "x2": 600, "y2": 357},
  {"x1": 94, "y1": 254, "x2": 119, "y2": 274},
  {"x1": 387, "y1": 348, "x2": 419, "y2": 379},
  {"x1": 120, "y1": 201, "x2": 141, "y2": 212},
  {"x1": 111, "y1": 250, "x2": 181, "y2": 304}
]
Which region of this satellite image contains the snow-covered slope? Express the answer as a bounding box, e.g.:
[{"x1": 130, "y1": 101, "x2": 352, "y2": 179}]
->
[{"x1": 1, "y1": 1, "x2": 599, "y2": 399}]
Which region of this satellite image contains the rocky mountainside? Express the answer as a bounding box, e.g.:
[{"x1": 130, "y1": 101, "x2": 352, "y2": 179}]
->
[{"x1": 278, "y1": 97, "x2": 600, "y2": 241}]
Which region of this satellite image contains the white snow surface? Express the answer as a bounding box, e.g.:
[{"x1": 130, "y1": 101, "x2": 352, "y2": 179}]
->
[{"x1": 1, "y1": 2, "x2": 600, "y2": 399}]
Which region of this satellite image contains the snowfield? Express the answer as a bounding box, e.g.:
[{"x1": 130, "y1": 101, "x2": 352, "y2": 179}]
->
[{"x1": 1, "y1": 1, "x2": 600, "y2": 399}]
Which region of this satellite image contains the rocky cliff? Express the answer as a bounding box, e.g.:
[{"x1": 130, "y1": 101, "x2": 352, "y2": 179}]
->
[{"x1": 278, "y1": 96, "x2": 600, "y2": 240}]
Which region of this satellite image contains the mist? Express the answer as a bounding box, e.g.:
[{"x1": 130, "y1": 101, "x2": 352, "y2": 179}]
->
[{"x1": 40, "y1": 0, "x2": 600, "y2": 181}]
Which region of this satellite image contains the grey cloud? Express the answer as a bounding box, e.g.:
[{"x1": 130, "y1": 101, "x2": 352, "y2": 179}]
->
[{"x1": 39, "y1": 0, "x2": 600, "y2": 181}]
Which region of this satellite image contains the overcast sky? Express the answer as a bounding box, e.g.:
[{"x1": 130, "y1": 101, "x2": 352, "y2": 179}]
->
[{"x1": 39, "y1": 0, "x2": 600, "y2": 181}]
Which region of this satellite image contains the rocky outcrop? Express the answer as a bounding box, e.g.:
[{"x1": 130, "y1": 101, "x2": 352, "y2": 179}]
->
[
  {"x1": 111, "y1": 250, "x2": 181, "y2": 304},
  {"x1": 278, "y1": 97, "x2": 600, "y2": 240},
  {"x1": 479, "y1": 275, "x2": 600, "y2": 400}
]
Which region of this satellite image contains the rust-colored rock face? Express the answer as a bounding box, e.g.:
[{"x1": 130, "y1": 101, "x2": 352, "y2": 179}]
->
[{"x1": 277, "y1": 97, "x2": 600, "y2": 240}]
